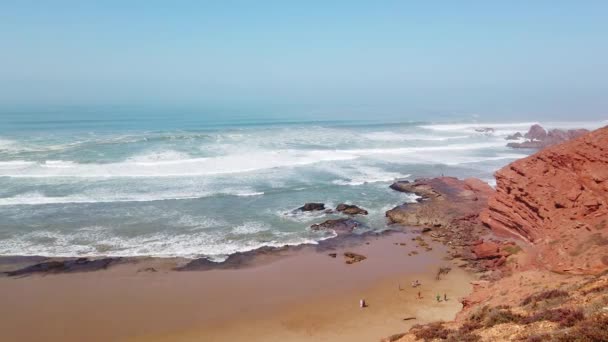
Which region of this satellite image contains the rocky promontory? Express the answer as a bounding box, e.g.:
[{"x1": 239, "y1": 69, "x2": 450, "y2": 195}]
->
[
  {"x1": 506, "y1": 124, "x2": 590, "y2": 149},
  {"x1": 385, "y1": 177, "x2": 510, "y2": 268},
  {"x1": 386, "y1": 126, "x2": 608, "y2": 342},
  {"x1": 482, "y1": 126, "x2": 608, "y2": 275}
]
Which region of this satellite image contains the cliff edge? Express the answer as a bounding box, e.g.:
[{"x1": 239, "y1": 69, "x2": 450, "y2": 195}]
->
[{"x1": 481, "y1": 126, "x2": 608, "y2": 275}]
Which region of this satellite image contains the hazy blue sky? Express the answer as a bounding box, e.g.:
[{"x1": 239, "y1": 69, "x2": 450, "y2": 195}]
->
[{"x1": 1, "y1": 1, "x2": 607, "y2": 120}]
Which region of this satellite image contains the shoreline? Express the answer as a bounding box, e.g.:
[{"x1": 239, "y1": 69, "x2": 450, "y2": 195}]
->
[
  {"x1": 0, "y1": 226, "x2": 443, "y2": 275},
  {"x1": 0, "y1": 230, "x2": 476, "y2": 342}
]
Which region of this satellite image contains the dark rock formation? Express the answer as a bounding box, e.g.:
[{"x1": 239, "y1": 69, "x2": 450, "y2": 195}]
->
[
  {"x1": 311, "y1": 218, "x2": 361, "y2": 235},
  {"x1": 344, "y1": 252, "x2": 366, "y2": 264},
  {"x1": 298, "y1": 202, "x2": 325, "y2": 211},
  {"x1": 506, "y1": 132, "x2": 523, "y2": 140},
  {"x1": 335, "y1": 203, "x2": 368, "y2": 215},
  {"x1": 475, "y1": 127, "x2": 495, "y2": 134},
  {"x1": 4, "y1": 257, "x2": 123, "y2": 277},
  {"x1": 524, "y1": 124, "x2": 547, "y2": 141},
  {"x1": 386, "y1": 177, "x2": 493, "y2": 228},
  {"x1": 389, "y1": 180, "x2": 441, "y2": 200},
  {"x1": 386, "y1": 177, "x2": 496, "y2": 265},
  {"x1": 507, "y1": 124, "x2": 590, "y2": 149},
  {"x1": 482, "y1": 126, "x2": 608, "y2": 275}
]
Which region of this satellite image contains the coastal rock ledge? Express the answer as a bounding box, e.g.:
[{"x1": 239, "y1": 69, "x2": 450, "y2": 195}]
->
[{"x1": 481, "y1": 126, "x2": 608, "y2": 275}]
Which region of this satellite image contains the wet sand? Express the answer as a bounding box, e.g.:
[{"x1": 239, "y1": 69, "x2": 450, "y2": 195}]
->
[{"x1": 0, "y1": 231, "x2": 475, "y2": 342}]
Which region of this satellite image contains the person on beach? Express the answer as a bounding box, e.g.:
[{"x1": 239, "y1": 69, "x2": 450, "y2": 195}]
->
[
  {"x1": 360, "y1": 299, "x2": 366, "y2": 308},
  {"x1": 436, "y1": 294, "x2": 441, "y2": 302},
  {"x1": 417, "y1": 291, "x2": 422, "y2": 299},
  {"x1": 444, "y1": 293, "x2": 447, "y2": 301}
]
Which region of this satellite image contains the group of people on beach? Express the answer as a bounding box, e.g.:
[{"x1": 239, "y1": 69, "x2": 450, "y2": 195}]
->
[
  {"x1": 410, "y1": 279, "x2": 447, "y2": 302},
  {"x1": 360, "y1": 280, "x2": 448, "y2": 308}
]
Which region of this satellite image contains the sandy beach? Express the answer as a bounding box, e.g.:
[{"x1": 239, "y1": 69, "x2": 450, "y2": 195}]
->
[{"x1": 0, "y1": 231, "x2": 474, "y2": 342}]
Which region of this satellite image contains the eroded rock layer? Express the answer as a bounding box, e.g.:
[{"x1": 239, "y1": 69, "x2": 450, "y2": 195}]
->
[{"x1": 481, "y1": 126, "x2": 608, "y2": 275}]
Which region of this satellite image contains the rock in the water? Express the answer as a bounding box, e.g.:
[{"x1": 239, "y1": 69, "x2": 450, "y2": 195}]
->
[
  {"x1": 524, "y1": 124, "x2": 547, "y2": 141},
  {"x1": 505, "y1": 132, "x2": 523, "y2": 140},
  {"x1": 475, "y1": 127, "x2": 495, "y2": 134},
  {"x1": 336, "y1": 203, "x2": 368, "y2": 215},
  {"x1": 344, "y1": 252, "x2": 366, "y2": 264},
  {"x1": 298, "y1": 202, "x2": 325, "y2": 211},
  {"x1": 482, "y1": 126, "x2": 608, "y2": 275},
  {"x1": 389, "y1": 180, "x2": 441, "y2": 200},
  {"x1": 311, "y1": 218, "x2": 360, "y2": 235},
  {"x1": 507, "y1": 124, "x2": 590, "y2": 149}
]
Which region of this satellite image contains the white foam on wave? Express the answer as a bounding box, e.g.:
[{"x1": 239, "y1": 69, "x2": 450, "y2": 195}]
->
[
  {"x1": 0, "y1": 138, "x2": 19, "y2": 151},
  {"x1": 440, "y1": 153, "x2": 529, "y2": 165},
  {"x1": 0, "y1": 160, "x2": 36, "y2": 169},
  {"x1": 0, "y1": 149, "x2": 358, "y2": 178},
  {"x1": 231, "y1": 221, "x2": 271, "y2": 235},
  {"x1": 127, "y1": 150, "x2": 192, "y2": 163},
  {"x1": 420, "y1": 120, "x2": 607, "y2": 137},
  {"x1": 0, "y1": 140, "x2": 518, "y2": 179},
  {"x1": 329, "y1": 166, "x2": 411, "y2": 186},
  {"x1": 362, "y1": 131, "x2": 470, "y2": 142},
  {"x1": 279, "y1": 206, "x2": 332, "y2": 223},
  {"x1": 0, "y1": 226, "x2": 335, "y2": 261},
  {"x1": 0, "y1": 186, "x2": 264, "y2": 206},
  {"x1": 0, "y1": 137, "x2": 88, "y2": 154},
  {"x1": 340, "y1": 141, "x2": 508, "y2": 156},
  {"x1": 235, "y1": 191, "x2": 265, "y2": 197},
  {"x1": 420, "y1": 122, "x2": 538, "y2": 132}
]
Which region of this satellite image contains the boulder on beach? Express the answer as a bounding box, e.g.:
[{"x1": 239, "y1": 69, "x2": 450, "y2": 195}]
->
[
  {"x1": 471, "y1": 240, "x2": 501, "y2": 259},
  {"x1": 344, "y1": 252, "x2": 366, "y2": 264},
  {"x1": 298, "y1": 202, "x2": 325, "y2": 211},
  {"x1": 336, "y1": 203, "x2": 368, "y2": 215}
]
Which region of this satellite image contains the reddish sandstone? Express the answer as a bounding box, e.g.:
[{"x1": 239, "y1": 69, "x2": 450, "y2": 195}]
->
[
  {"x1": 481, "y1": 126, "x2": 608, "y2": 275},
  {"x1": 472, "y1": 241, "x2": 501, "y2": 259}
]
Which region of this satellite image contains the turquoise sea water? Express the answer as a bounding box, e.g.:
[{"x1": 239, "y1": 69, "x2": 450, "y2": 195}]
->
[{"x1": 0, "y1": 110, "x2": 604, "y2": 260}]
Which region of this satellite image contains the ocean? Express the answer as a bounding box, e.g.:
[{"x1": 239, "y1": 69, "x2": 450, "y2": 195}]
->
[{"x1": 0, "y1": 111, "x2": 604, "y2": 261}]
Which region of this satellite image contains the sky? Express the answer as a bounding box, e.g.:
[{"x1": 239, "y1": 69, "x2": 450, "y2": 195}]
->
[{"x1": 0, "y1": 1, "x2": 607, "y2": 121}]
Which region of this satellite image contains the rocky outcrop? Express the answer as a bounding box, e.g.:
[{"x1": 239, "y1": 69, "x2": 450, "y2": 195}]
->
[
  {"x1": 298, "y1": 203, "x2": 325, "y2": 211},
  {"x1": 475, "y1": 127, "x2": 495, "y2": 134},
  {"x1": 386, "y1": 177, "x2": 493, "y2": 228},
  {"x1": 386, "y1": 177, "x2": 497, "y2": 264},
  {"x1": 310, "y1": 218, "x2": 361, "y2": 235},
  {"x1": 335, "y1": 203, "x2": 368, "y2": 215},
  {"x1": 507, "y1": 124, "x2": 590, "y2": 149},
  {"x1": 506, "y1": 132, "x2": 523, "y2": 140},
  {"x1": 389, "y1": 180, "x2": 442, "y2": 200},
  {"x1": 4, "y1": 257, "x2": 123, "y2": 276},
  {"x1": 482, "y1": 126, "x2": 608, "y2": 275},
  {"x1": 343, "y1": 252, "x2": 366, "y2": 264},
  {"x1": 524, "y1": 124, "x2": 547, "y2": 141},
  {"x1": 471, "y1": 240, "x2": 502, "y2": 259}
]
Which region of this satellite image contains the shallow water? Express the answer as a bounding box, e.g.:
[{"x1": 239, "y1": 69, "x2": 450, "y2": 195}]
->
[{"x1": 0, "y1": 111, "x2": 604, "y2": 260}]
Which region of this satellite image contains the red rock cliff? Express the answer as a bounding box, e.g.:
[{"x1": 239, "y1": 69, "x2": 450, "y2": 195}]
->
[{"x1": 481, "y1": 126, "x2": 608, "y2": 275}]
